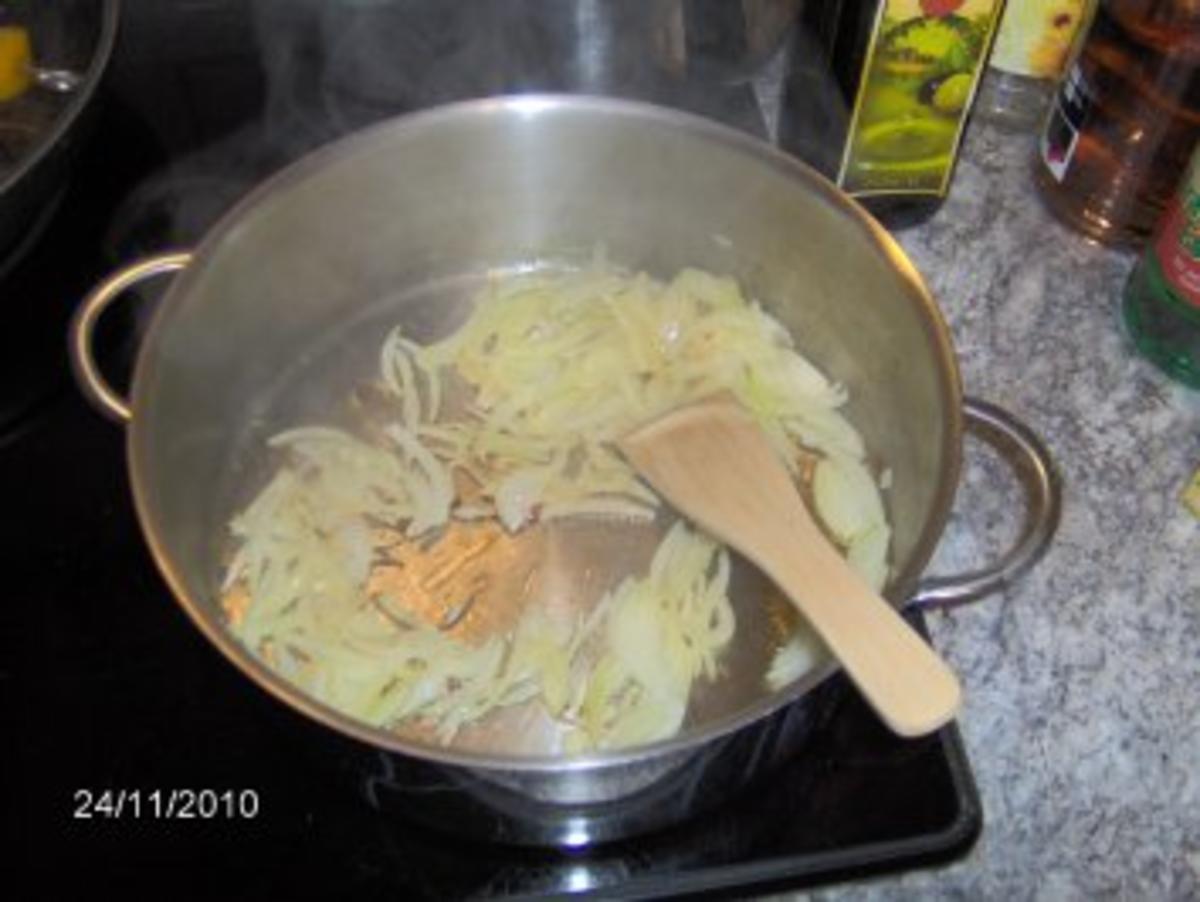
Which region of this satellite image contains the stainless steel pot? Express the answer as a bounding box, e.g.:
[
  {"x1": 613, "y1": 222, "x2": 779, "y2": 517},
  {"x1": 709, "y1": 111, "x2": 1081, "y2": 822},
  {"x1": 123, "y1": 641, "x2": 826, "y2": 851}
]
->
[
  {"x1": 0, "y1": 0, "x2": 119, "y2": 263},
  {"x1": 70, "y1": 96, "x2": 1059, "y2": 845}
]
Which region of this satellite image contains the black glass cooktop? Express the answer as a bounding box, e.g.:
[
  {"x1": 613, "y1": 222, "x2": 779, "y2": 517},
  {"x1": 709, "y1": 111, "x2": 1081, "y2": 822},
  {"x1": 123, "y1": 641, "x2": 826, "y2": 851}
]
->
[{"x1": 6, "y1": 4, "x2": 980, "y2": 897}]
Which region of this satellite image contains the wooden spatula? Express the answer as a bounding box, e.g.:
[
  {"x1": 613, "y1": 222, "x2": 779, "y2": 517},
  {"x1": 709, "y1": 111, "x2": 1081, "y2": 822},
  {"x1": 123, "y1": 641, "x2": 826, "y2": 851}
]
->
[{"x1": 618, "y1": 395, "x2": 961, "y2": 738}]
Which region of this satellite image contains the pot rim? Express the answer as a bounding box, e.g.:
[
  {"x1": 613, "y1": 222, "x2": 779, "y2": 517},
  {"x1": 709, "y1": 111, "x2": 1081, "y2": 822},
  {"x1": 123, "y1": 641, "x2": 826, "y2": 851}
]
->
[{"x1": 127, "y1": 94, "x2": 964, "y2": 774}]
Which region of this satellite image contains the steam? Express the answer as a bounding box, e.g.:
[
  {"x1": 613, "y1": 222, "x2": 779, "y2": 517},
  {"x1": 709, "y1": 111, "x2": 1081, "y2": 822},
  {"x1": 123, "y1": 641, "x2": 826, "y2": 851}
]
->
[{"x1": 106, "y1": 1, "x2": 798, "y2": 257}]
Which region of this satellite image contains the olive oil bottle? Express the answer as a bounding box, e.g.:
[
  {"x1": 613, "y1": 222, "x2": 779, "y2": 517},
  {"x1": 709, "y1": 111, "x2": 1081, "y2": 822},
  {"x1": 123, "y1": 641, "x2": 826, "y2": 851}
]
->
[{"x1": 779, "y1": 0, "x2": 1006, "y2": 228}]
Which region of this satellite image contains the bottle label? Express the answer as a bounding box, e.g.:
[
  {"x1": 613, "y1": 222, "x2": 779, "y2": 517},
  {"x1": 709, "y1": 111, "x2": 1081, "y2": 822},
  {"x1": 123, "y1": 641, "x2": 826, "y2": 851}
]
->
[
  {"x1": 837, "y1": 0, "x2": 1005, "y2": 198},
  {"x1": 990, "y1": 0, "x2": 1089, "y2": 79},
  {"x1": 1153, "y1": 157, "x2": 1200, "y2": 309},
  {"x1": 1040, "y1": 63, "x2": 1091, "y2": 182}
]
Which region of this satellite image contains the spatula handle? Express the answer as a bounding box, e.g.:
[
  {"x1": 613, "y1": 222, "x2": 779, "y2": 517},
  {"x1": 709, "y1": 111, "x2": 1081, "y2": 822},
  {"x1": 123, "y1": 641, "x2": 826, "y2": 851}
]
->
[
  {"x1": 697, "y1": 408, "x2": 962, "y2": 737},
  {"x1": 759, "y1": 521, "x2": 962, "y2": 737},
  {"x1": 619, "y1": 396, "x2": 962, "y2": 737}
]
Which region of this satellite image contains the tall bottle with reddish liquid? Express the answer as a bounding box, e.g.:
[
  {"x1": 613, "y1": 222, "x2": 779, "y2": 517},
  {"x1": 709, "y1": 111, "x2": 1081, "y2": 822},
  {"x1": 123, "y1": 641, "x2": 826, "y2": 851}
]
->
[{"x1": 1034, "y1": 0, "x2": 1200, "y2": 246}]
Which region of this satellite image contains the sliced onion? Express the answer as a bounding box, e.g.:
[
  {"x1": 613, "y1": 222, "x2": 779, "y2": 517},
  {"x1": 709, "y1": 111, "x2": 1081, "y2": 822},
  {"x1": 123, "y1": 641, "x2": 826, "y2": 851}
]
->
[
  {"x1": 224, "y1": 265, "x2": 893, "y2": 753},
  {"x1": 812, "y1": 453, "x2": 887, "y2": 545}
]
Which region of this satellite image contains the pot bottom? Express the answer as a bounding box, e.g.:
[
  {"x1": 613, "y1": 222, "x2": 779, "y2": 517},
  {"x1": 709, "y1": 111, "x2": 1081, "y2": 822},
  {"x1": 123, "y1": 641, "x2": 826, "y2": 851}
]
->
[{"x1": 292, "y1": 680, "x2": 841, "y2": 848}]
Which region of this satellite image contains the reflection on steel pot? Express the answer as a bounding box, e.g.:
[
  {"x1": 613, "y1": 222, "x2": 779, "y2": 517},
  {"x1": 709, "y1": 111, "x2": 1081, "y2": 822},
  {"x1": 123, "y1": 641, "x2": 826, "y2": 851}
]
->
[{"x1": 70, "y1": 96, "x2": 1060, "y2": 846}]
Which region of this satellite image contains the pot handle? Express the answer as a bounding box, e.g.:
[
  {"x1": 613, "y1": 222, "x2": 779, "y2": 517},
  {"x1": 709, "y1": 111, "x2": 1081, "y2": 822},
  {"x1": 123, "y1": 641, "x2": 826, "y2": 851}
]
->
[
  {"x1": 68, "y1": 251, "x2": 193, "y2": 423},
  {"x1": 908, "y1": 397, "x2": 1062, "y2": 610}
]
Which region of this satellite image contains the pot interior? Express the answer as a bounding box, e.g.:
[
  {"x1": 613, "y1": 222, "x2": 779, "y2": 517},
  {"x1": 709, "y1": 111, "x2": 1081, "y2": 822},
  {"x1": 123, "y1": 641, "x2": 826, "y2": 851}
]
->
[{"x1": 129, "y1": 97, "x2": 962, "y2": 766}]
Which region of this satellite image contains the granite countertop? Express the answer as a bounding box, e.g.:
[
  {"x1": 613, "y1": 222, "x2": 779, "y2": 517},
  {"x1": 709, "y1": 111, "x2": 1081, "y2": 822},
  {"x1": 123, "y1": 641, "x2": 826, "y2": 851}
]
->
[{"x1": 773, "y1": 122, "x2": 1200, "y2": 900}]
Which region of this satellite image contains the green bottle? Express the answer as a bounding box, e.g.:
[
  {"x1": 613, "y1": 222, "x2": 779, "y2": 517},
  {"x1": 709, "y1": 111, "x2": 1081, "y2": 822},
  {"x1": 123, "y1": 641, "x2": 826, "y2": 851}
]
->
[
  {"x1": 779, "y1": 0, "x2": 1006, "y2": 228},
  {"x1": 1122, "y1": 145, "x2": 1200, "y2": 389}
]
